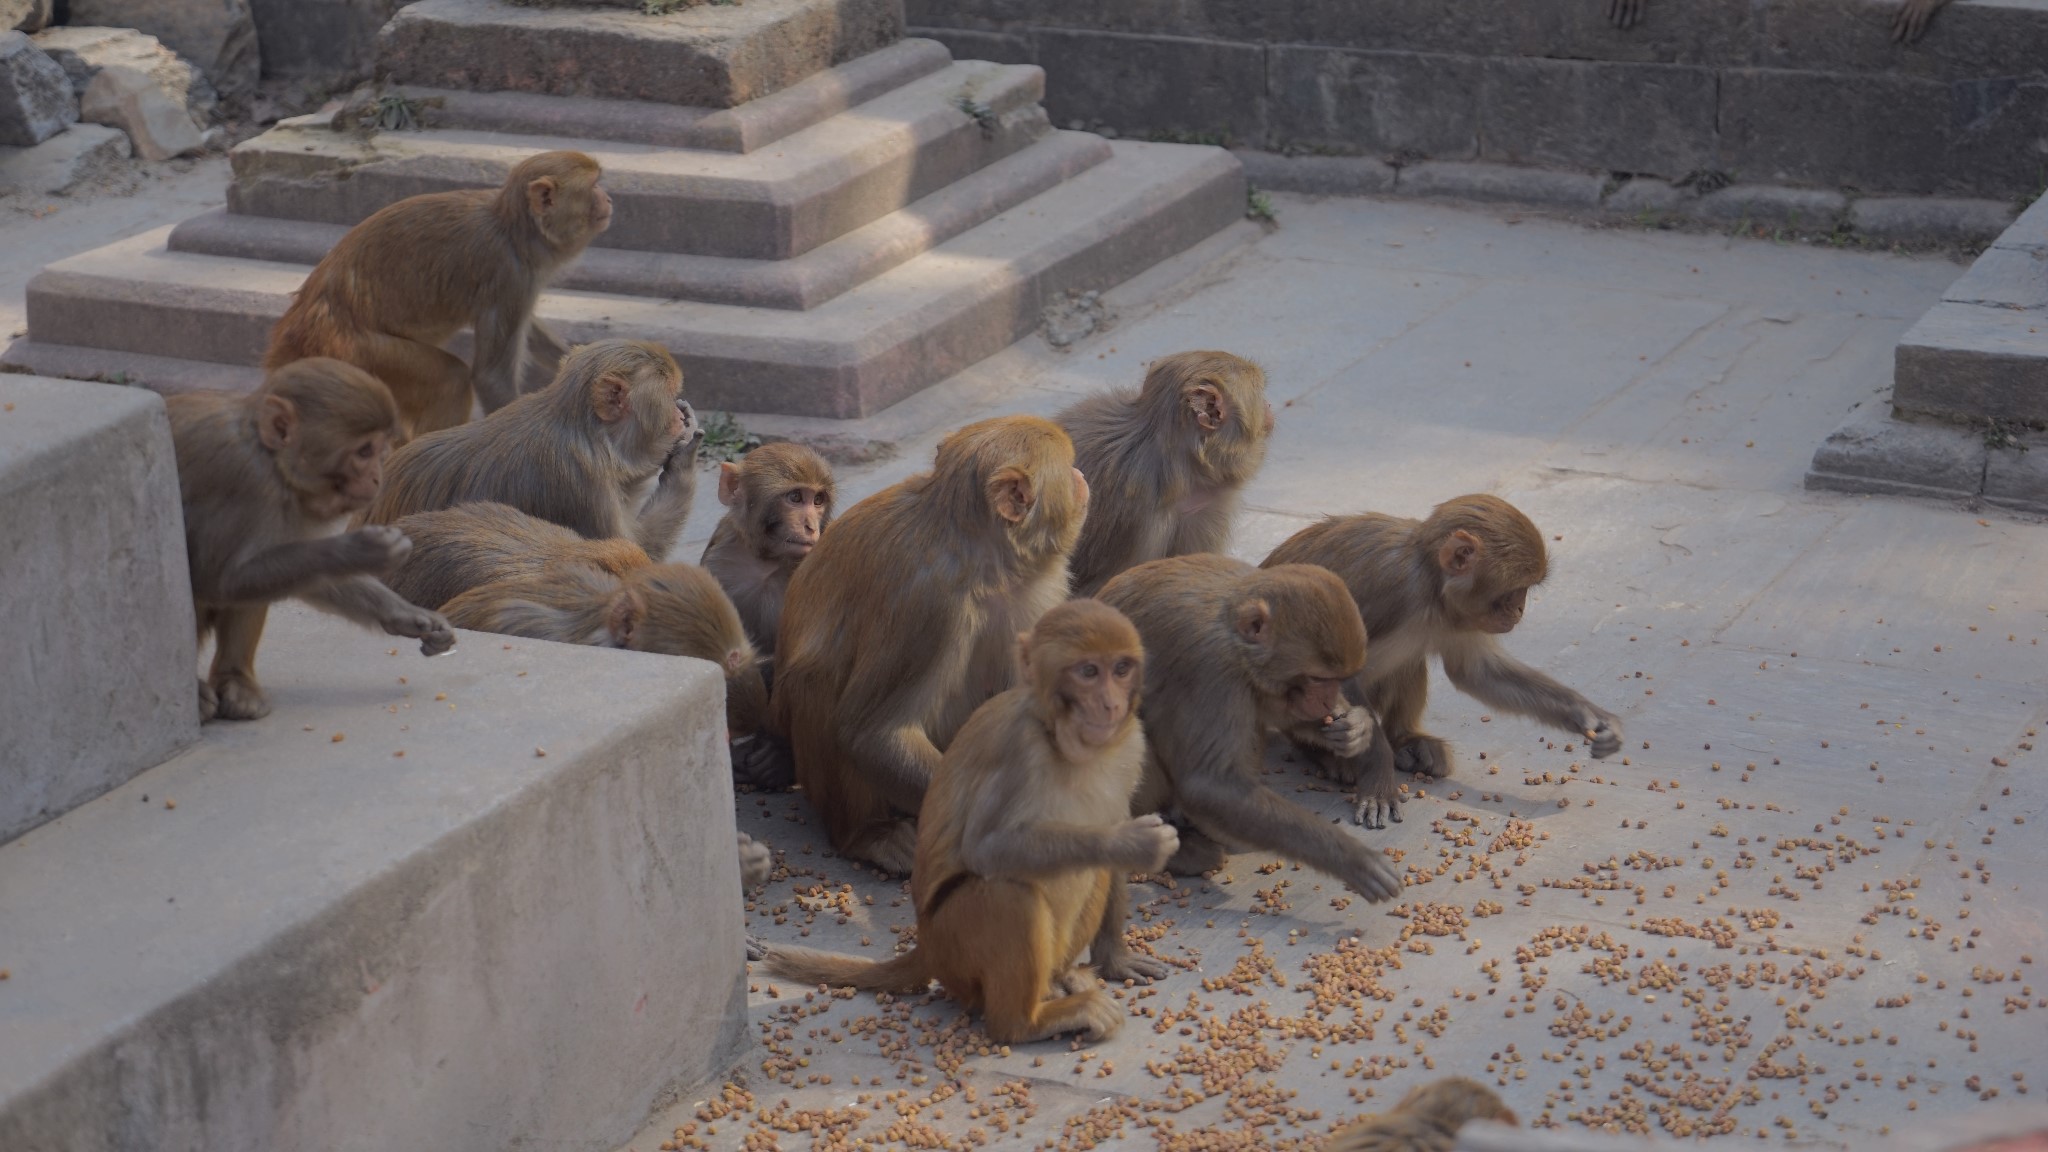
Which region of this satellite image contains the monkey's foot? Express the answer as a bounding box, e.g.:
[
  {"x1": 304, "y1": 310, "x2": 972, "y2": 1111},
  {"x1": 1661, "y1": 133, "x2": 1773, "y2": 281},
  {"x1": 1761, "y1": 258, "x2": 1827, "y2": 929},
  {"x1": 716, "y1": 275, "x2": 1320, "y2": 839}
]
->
[
  {"x1": 1094, "y1": 948, "x2": 1169, "y2": 984},
  {"x1": 1393, "y1": 734, "x2": 1453, "y2": 778},
  {"x1": 210, "y1": 675, "x2": 272, "y2": 721},
  {"x1": 731, "y1": 733, "x2": 796, "y2": 790},
  {"x1": 1047, "y1": 967, "x2": 1099, "y2": 998},
  {"x1": 852, "y1": 820, "x2": 918, "y2": 876},
  {"x1": 1070, "y1": 991, "x2": 1124, "y2": 1043},
  {"x1": 745, "y1": 936, "x2": 769, "y2": 962},
  {"x1": 1164, "y1": 829, "x2": 1227, "y2": 876},
  {"x1": 197, "y1": 678, "x2": 220, "y2": 723},
  {"x1": 1350, "y1": 783, "x2": 1403, "y2": 831},
  {"x1": 737, "y1": 832, "x2": 773, "y2": 889}
]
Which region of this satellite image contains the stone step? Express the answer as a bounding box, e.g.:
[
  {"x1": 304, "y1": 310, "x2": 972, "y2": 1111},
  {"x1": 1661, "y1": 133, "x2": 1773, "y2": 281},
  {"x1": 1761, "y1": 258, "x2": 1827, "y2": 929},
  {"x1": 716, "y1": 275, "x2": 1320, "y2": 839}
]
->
[
  {"x1": 231, "y1": 59, "x2": 1050, "y2": 261},
  {"x1": 173, "y1": 130, "x2": 1113, "y2": 310},
  {"x1": 19, "y1": 140, "x2": 1246, "y2": 418},
  {"x1": 384, "y1": 38, "x2": 952, "y2": 154},
  {"x1": 380, "y1": 0, "x2": 904, "y2": 109},
  {"x1": 1893, "y1": 302, "x2": 2048, "y2": 426},
  {"x1": 0, "y1": 603, "x2": 746, "y2": 1151}
]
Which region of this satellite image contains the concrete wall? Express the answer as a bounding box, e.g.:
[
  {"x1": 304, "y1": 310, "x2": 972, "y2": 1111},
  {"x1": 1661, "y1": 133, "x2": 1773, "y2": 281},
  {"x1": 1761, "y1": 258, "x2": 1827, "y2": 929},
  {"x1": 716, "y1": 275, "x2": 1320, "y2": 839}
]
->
[
  {"x1": 0, "y1": 375, "x2": 197, "y2": 846},
  {"x1": 908, "y1": 0, "x2": 2048, "y2": 198}
]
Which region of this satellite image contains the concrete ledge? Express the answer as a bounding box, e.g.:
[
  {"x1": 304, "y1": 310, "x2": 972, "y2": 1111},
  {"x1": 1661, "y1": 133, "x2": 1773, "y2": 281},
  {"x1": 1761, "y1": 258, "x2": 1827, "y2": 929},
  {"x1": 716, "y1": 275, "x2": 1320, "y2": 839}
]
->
[
  {"x1": 1894, "y1": 301, "x2": 2048, "y2": 425},
  {"x1": 386, "y1": 38, "x2": 953, "y2": 154},
  {"x1": 1804, "y1": 395, "x2": 1989, "y2": 503},
  {"x1": 1396, "y1": 159, "x2": 1604, "y2": 207},
  {"x1": 0, "y1": 375, "x2": 196, "y2": 845},
  {"x1": 379, "y1": 0, "x2": 904, "y2": 108},
  {"x1": 1234, "y1": 149, "x2": 1395, "y2": 197},
  {"x1": 0, "y1": 603, "x2": 746, "y2": 1152},
  {"x1": 171, "y1": 130, "x2": 1113, "y2": 310},
  {"x1": 229, "y1": 59, "x2": 1050, "y2": 261}
]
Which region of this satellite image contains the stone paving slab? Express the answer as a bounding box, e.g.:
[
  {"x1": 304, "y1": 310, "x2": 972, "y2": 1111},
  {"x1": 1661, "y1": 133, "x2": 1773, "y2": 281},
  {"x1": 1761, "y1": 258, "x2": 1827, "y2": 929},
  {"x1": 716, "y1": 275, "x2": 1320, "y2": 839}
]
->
[{"x1": 0, "y1": 603, "x2": 745, "y2": 1152}]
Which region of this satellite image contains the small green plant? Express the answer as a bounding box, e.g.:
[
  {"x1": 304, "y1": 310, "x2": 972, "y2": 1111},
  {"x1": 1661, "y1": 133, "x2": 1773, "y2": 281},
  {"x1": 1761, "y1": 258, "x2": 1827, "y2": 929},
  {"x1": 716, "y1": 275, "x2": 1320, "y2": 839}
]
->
[
  {"x1": 642, "y1": 0, "x2": 690, "y2": 13},
  {"x1": 1246, "y1": 187, "x2": 1276, "y2": 223},
  {"x1": 1984, "y1": 418, "x2": 2031, "y2": 453},
  {"x1": 1146, "y1": 127, "x2": 1234, "y2": 148},
  {"x1": 361, "y1": 93, "x2": 429, "y2": 131},
  {"x1": 698, "y1": 410, "x2": 761, "y2": 464},
  {"x1": 953, "y1": 95, "x2": 998, "y2": 140}
]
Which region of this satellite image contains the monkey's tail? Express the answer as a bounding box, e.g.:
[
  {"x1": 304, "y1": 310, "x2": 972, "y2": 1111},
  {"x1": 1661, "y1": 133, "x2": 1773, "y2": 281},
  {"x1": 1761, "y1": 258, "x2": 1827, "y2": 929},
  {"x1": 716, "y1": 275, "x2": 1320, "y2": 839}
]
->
[{"x1": 761, "y1": 944, "x2": 932, "y2": 994}]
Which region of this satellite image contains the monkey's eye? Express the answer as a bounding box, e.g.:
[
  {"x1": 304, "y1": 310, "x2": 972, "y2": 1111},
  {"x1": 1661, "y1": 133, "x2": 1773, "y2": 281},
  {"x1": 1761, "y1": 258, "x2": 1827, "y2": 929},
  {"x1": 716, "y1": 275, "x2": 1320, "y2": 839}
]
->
[
  {"x1": 1113, "y1": 658, "x2": 1136, "y2": 678},
  {"x1": 786, "y1": 491, "x2": 805, "y2": 505},
  {"x1": 814, "y1": 494, "x2": 829, "y2": 508},
  {"x1": 1076, "y1": 662, "x2": 1101, "y2": 681},
  {"x1": 355, "y1": 441, "x2": 377, "y2": 459}
]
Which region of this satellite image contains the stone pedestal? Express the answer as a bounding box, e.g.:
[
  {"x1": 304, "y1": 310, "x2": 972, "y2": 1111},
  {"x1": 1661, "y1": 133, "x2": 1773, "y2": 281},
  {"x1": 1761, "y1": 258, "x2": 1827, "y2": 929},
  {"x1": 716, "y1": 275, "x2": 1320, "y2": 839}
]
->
[{"x1": 6, "y1": 0, "x2": 1243, "y2": 418}]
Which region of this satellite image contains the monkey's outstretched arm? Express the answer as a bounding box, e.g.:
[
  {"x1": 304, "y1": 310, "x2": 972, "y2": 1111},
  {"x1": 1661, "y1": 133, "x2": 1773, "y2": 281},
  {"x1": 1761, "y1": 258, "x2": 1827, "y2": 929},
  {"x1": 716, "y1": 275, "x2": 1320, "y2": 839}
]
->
[
  {"x1": 301, "y1": 575, "x2": 458, "y2": 656},
  {"x1": 1441, "y1": 637, "x2": 1621, "y2": 757},
  {"x1": 1177, "y1": 761, "x2": 1401, "y2": 901},
  {"x1": 213, "y1": 528, "x2": 409, "y2": 603},
  {"x1": 634, "y1": 409, "x2": 701, "y2": 561}
]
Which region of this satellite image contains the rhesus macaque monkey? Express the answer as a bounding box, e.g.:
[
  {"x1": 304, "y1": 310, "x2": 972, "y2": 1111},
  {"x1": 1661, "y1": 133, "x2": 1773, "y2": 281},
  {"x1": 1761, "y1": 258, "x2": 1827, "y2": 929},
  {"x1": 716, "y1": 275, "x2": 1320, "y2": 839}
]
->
[
  {"x1": 699, "y1": 441, "x2": 836, "y2": 656},
  {"x1": 761, "y1": 601, "x2": 1178, "y2": 1043},
  {"x1": 1096, "y1": 555, "x2": 1401, "y2": 901},
  {"x1": 1326, "y1": 1077, "x2": 1518, "y2": 1152},
  {"x1": 1056, "y1": 350, "x2": 1274, "y2": 597},
  {"x1": 772, "y1": 416, "x2": 1088, "y2": 874},
  {"x1": 1263, "y1": 494, "x2": 1623, "y2": 828},
  {"x1": 360, "y1": 339, "x2": 700, "y2": 561},
  {"x1": 385, "y1": 502, "x2": 781, "y2": 784},
  {"x1": 167, "y1": 358, "x2": 455, "y2": 721},
  {"x1": 266, "y1": 150, "x2": 612, "y2": 437}
]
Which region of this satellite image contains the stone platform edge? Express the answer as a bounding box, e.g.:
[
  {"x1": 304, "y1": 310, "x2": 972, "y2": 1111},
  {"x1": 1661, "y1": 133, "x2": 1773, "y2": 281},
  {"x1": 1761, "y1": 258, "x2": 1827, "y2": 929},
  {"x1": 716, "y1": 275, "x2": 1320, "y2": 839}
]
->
[{"x1": 0, "y1": 603, "x2": 749, "y2": 1152}]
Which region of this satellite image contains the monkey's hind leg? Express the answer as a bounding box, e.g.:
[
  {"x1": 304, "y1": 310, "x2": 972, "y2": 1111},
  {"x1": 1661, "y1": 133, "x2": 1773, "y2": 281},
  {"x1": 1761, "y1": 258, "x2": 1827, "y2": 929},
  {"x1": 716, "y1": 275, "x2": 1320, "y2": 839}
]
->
[
  {"x1": 1375, "y1": 660, "x2": 1453, "y2": 779},
  {"x1": 846, "y1": 818, "x2": 919, "y2": 876},
  {"x1": 354, "y1": 332, "x2": 473, "y2": 437},
  {"x1": 970, "y1": 882, "x2": 1122, "y2": 1046},
  {"x1": 208, "y1": 604, "x2": 272, "y2": 721}
]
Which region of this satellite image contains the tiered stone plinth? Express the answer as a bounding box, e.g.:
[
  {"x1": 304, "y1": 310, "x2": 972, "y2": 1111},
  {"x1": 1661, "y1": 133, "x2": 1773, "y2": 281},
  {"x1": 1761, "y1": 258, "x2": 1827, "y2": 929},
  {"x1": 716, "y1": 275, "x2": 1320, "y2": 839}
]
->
[{"x1": 5, "y1": 0, "x2": 1244, "y2": 418}]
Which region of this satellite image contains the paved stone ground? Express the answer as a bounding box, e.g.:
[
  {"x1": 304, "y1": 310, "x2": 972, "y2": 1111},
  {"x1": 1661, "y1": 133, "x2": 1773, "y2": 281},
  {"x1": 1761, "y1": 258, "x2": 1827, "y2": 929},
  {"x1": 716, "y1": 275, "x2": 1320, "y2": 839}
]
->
[{"x1": 659, "y1": 195, "x2": 2047, "y2": 1151}]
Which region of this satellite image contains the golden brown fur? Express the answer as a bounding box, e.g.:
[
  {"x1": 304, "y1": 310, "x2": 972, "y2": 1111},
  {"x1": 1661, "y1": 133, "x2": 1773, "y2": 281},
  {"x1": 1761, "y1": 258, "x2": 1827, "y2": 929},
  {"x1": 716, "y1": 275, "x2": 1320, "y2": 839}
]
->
[
  {"x1": 266, "y1": 150, "x2": 611, "y2": 437},
  {"x1": 1097, "y1": 555, "x2": 1400, "y2": 900},
  {"x1": 699, "y1": 441, "x2": 836, "y2": 656},
  {"x1": 1325, "y1": 1078, "x2": 1518, "y2": 1152},
  {"x1": 1056, "y1": 350, "x2": 1273, "y2": 597},
  {"x1": 1263, "y1": 494, "x2": 1620, "y2": 827},
  {"x1": 763, "y1": 601, "x2": 1175, "y2": 1043},
  {"x1": 359, "y1": 339, "x2": 700, "y2": 561},
  {"x1": 770, "y1": 416, "x2": 1089, "y2": 874},
  {"x1": 385, "y1": 501, "x2": 650, "y2": 612},
  {"x1": 168, "y1": 358, "x2": 453, "y2": 721}
]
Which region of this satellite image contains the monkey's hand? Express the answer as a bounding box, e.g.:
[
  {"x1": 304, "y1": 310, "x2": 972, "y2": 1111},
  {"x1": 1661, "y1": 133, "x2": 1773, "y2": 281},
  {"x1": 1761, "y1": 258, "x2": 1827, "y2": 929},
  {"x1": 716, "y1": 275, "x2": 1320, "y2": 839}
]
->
[
  {"x1": 1579, "y1": 707, "x2": 1623, "y2": 759},
  {"x1": 1094, "y1": 946, "x2": 1170, "y2": 985},
  {"x1": 339, "y1": 525, "x2": 413, "y2": 574},
  {"x1": 731, "y1": 733, "x2": 796, "y2": 790},
  {"x1": 1350, "y1": 731, "x2": 1403, "y2": 831},
  {"x1": 382, "y1": 603, "x2": 457, "y2": 656},
  {"x1": 1111, "y1": 813, "x2": 1181, "y2": 873},
  {"x1": 1340, "y1": 849, "x2": 1404, "y2": 904},
  {"x1": 1393, "y1": 733, "x2": 1453, "y2": 778},
  {"x1": 1608, "y1": 0, "x2": 1644, "y2": 28},
  {"x1": 738, "y1": 832, "x2": 773, "y2": 889},
  {"x1": 1892, "y1": 0, "x2": 1940, "y2": 43},
  {"x1": 1309, "y1": 703, "x2": 1375, "y2": 760}
]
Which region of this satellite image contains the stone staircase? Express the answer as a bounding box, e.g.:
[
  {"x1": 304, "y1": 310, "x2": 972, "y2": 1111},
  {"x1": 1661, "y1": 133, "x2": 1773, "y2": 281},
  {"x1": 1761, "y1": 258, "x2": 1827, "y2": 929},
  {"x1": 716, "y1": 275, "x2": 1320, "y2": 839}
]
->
[{"x1": 3, "y1": 0, "x2": 1245, "y2": 419}]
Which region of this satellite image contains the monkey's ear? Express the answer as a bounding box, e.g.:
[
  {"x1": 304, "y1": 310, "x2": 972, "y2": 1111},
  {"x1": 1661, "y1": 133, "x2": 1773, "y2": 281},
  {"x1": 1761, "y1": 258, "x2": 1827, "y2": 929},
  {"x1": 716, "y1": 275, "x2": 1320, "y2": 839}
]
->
[
  {"x1": 1233, "y1": 598, "x2": 1272, "y2": 646},
  {"x1": 717, "y1": 461, "x2": 744, "y2": 506},
  {"x1": 725, "y1": 648, "x2": 748, "y2": 674},
  {"x1": 1186, "y1": 382, "x2": 1230, "y2": 433},
  {"x1": 605, "y1": 588, "x2": 644, "y2": 649},
  {"x1": 526, "y1": 175, "x2": 559, "y2": 218},
  {"x1": 257, "y1": 393, "x2": 299, "y2": 451},
  {"x1": 990, "y1": 467, "x2": 1036, "y2": 523},
  {"x1": 591, "y1": 373, "x2": 632, "y2": 423},
  {"x1": 1438, "y1": 529, "x2": 1482, "y2": 577}
]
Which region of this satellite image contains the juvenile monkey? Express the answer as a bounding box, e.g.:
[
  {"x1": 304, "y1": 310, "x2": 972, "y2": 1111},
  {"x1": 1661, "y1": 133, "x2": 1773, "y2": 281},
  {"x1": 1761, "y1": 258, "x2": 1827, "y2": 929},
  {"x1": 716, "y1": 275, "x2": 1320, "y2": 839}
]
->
[
  {"x1": 168, "y1": 358, "x2": 455, "y2": 721},
  {"x1": 390, "y1": 503, "x2": 779, "y2": 783},
  {"x1": 266, "y1": 150, "x2": 611, "y2": 436},
  {"x1": 1263, "y1": 494, "x2": 1623, "y2": 827},
  {"x1": 1056, "y1": 350, "x2": 1274, "y2": 597},
  {"x1": 699, "y1": 441, "x2": 836, "y2": 656},
  {"x1": 360, "y1": 339, "x2": 700, "y2": 561},
  {"x1": 1097, "y1": 555, "x2": 1400, "y2": 901},
  {"x1": 1326, "y1": 1077, "x2": 1518, "y2": 1152},
  {"x1": 762, "y1": 601, "x2": 1177, "y2": 1042},
  {"x1": 772, "y1": 416, "x2": 1088, "y2": 874}
]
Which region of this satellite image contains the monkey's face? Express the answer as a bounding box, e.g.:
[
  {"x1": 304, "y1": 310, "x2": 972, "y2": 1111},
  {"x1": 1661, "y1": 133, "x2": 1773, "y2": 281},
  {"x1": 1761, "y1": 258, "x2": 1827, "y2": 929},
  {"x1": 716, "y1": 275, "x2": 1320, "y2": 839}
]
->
[
  {"x1": 1284, "y1": 673, "x2": 1351, "y2": 725},
  {"x1": 586, "y1": 179, "x2": 614, "y2": 235},
  {"x1": 1479, "y1": 586, "x2": 1529, "y2": 634},
  {"x1": 309, "y1": 430, "x2": 393, "y2": 520},
  {"x1": 765, "y1": 485, "x2": 830, "y2": 559},
  {"x1": 1058, "y1": 650, "x2": 1141, "y2": 747}
]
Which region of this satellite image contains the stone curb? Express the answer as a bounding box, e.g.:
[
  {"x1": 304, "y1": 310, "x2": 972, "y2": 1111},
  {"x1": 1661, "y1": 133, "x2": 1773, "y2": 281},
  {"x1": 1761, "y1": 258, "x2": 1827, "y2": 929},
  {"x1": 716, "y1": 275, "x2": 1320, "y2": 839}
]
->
[
  {"x1": 1232, "y1": 151, "x2": 2020, "y2": 245},
  {"x1": 1802, "y1": 393, "x2": 2048, "y2": 516}
]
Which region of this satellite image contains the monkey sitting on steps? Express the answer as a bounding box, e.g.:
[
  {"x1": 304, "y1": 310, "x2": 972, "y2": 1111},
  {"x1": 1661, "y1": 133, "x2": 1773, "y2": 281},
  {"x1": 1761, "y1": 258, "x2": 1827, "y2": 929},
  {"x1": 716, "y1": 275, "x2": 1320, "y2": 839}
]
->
[{"x1": 760, "y1": 601, "x2": 1177, "y2": 1044}]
